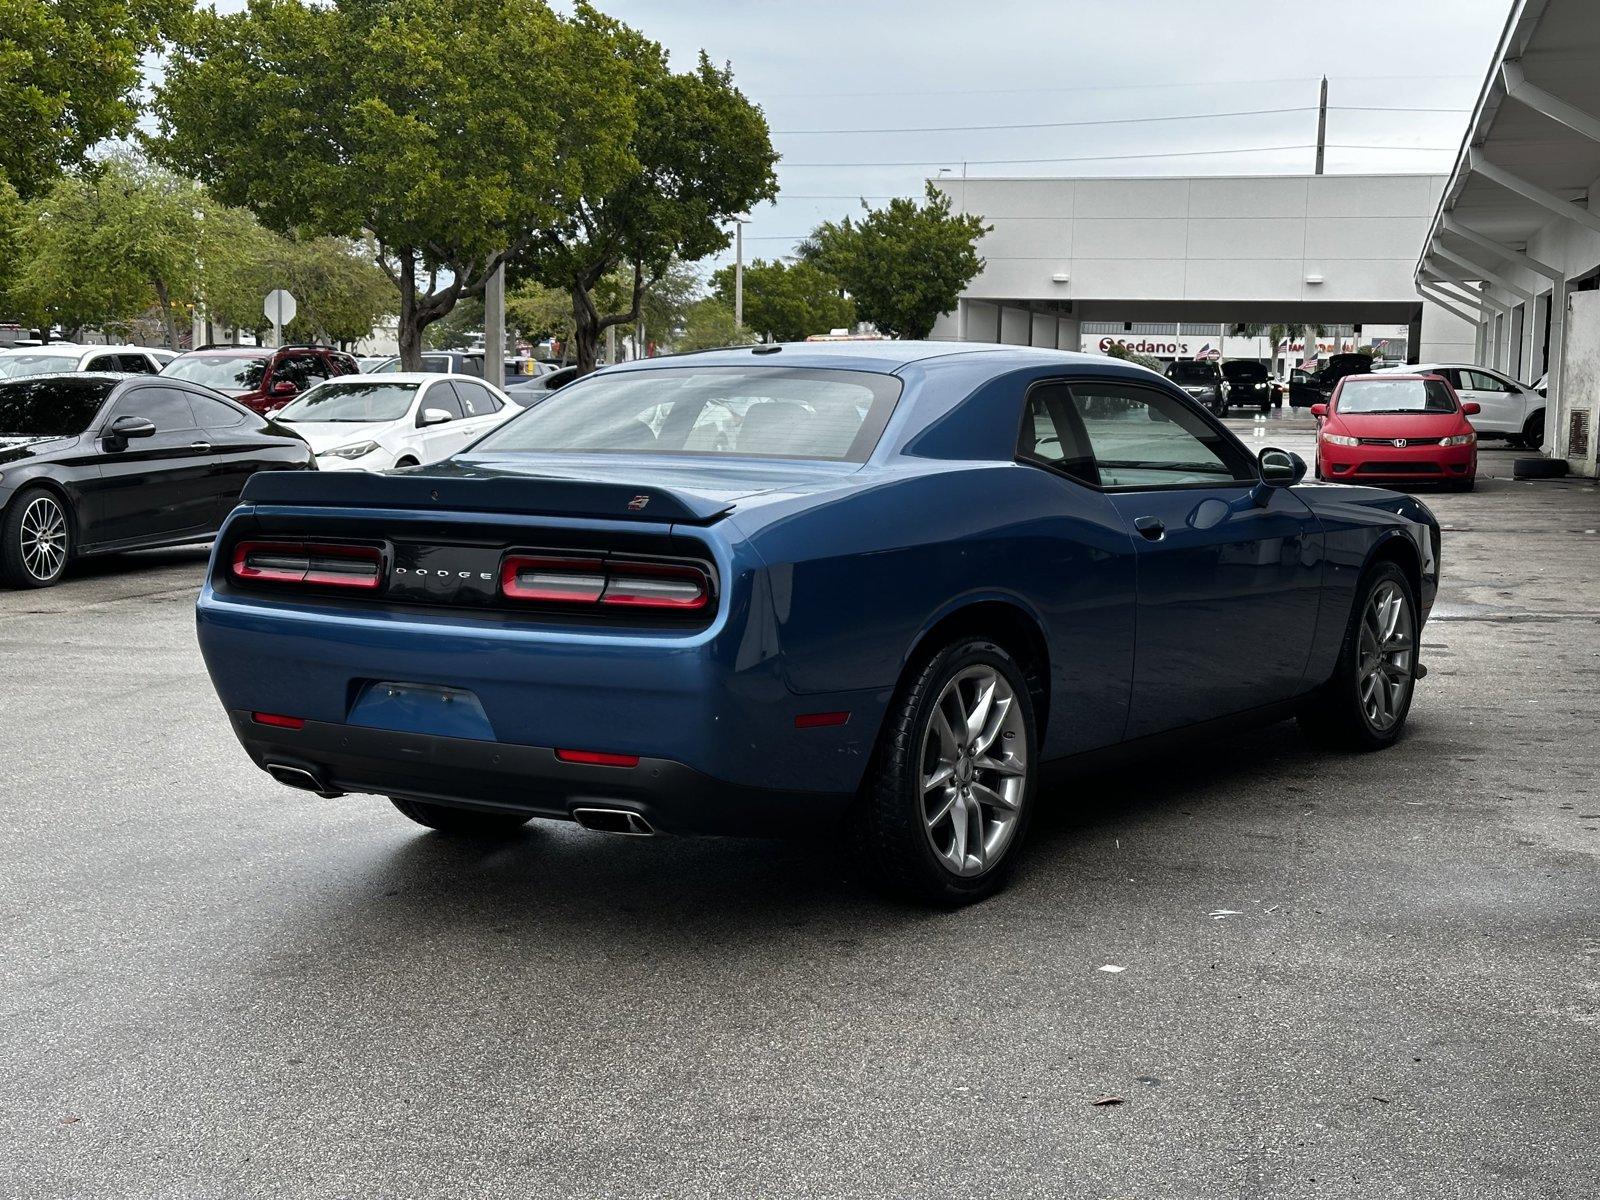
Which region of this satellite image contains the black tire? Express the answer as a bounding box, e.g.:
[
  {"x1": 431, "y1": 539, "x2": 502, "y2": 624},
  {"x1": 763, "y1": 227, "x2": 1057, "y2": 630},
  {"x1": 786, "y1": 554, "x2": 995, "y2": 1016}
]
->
[
  {"x1": 389, "y1": 797, "x2": 531, "y2": 836},
  {"x1": 0, "y1": 486, "x2": 71, "y2": 589},
  {"x1": 1518, "y1": 411, "x2": 1545, "y2": 450},
  {"x1": 1513, "y1": 456, "x2": 1568, "y2": 480},
  {"x1": 853, "y1": 637, "x2": 1038, "y2": 906},
  {"x1": 1298, "y1": 561, "x2": 1418, "y2": 752},
  {"x1": 1448, "y1": 476, "x2": 1476, "y2": 493}
]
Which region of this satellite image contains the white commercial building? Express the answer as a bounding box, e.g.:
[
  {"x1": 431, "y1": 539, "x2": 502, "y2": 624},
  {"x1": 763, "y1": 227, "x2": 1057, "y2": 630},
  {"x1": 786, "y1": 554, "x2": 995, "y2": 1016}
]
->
[
  {"x1": 1415, "y1": 0, "x2": 1600, "y2": 477},
  {"x1": 931, "y1": 172, "x2": 1476, "y2": 369}
]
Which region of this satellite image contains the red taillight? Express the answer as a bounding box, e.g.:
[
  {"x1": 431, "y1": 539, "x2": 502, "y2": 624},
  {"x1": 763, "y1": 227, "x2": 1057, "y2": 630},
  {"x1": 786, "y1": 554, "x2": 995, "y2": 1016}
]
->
[
  {"x1": 600, "y1": 562, "x2": 709, "y2": 610},
  {"x1": 500, "y1": 553, "x2": 710, "y2": 611},
  {"x1": 555, "y1": 748, "x2": 640, "y2": 768},
  {"x1": 232, "y1": 541, "x2": 382, "y2": 590},
  {"x1": 499, "y1": 555, "x2": 606, "y2": 603},
  {"x1": 252, "y1": 712, "x2": 305, "y2": 730}
]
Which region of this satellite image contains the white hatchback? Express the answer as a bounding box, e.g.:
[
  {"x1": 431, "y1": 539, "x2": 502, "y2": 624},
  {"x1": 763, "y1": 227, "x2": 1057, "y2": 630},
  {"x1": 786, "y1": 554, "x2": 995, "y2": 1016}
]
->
[{"x1": 273, "y1": 373, "x2": 518, "y2": 470}]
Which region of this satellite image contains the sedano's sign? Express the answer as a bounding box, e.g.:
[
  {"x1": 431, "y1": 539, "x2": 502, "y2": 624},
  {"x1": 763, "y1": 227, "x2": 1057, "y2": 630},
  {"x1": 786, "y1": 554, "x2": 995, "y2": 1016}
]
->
[{"x1": 1096, "y1": 336, "x2": 1195, "y2": 356}]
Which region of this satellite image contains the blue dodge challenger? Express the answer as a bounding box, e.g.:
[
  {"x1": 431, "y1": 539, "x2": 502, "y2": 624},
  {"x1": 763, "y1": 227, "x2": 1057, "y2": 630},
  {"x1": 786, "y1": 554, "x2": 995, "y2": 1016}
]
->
[{"x1": 197, "y1": 343, "x2": 1439, "y2": 903}]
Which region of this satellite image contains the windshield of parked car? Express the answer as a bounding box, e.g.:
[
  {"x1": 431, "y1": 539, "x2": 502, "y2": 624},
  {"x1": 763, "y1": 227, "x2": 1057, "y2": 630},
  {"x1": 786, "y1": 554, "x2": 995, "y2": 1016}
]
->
[
  {"x1": 162, "y1": 353, "x2": 270, "y2": 394},
  {"x1": 0, "y1": 377, "x2": 116, "y2": 436},
  {"x1": 469, "y1": 366, "x2": 903, "y2": 462},
  {"x1": 0, "y1": 352, "x2": 80, "y2": 378},
  {"x1": 1336, "y1": 378, "x2": 1457, "y2": 415},
  {"x1": 277, "y1": 380, "x2": 418, "y2": 423},
  {"x1": 1222, "y1": 361, "x2": 1268, "y2": 380},
  {"x1": 1167, "y1": 362, "x2": 1218, "y2": 382}
]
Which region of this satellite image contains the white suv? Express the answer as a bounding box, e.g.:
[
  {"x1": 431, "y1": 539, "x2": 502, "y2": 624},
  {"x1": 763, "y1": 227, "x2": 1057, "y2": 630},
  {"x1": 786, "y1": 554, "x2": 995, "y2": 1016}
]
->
[
  {"x1": 1380, "y1": 363, "x2": 1544, "y2": 448},
  {"x1": 0, "y1": 344, "x2": 166, "y2": 378}
]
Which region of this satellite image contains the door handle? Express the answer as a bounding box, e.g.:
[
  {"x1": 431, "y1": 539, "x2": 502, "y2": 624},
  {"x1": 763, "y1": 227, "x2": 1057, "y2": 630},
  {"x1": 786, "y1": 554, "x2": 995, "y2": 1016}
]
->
[
  {"x1": 189, "y1": 441, "x2": 212, "y2": 451},
  {"x1": 1133, "y1": 516, "x2": 1165, "y2": 541}
]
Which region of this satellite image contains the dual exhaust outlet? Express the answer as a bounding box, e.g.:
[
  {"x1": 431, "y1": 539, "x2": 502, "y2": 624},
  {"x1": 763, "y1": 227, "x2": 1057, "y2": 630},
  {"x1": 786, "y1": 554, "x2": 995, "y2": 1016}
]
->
[{"x1": 263, "y1": 762, "x2": 653, "y2": 836}]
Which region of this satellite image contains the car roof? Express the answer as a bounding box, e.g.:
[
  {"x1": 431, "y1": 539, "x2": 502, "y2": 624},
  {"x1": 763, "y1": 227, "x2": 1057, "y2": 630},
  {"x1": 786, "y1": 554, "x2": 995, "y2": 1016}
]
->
[
  {"x1": 180, "y1": 347, "x2": 274, "y2": 357},
  {"x1": 319, "y1": 372, "x2": 443, "y2": 384},
  {"x1": 602, "y1": 340, "x2": 1120, "y2": 377}
]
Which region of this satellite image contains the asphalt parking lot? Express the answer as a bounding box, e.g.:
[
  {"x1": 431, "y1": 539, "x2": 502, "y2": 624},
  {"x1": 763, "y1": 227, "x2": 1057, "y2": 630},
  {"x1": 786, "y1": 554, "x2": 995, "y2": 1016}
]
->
[{"x1": 2, "y1": 411, "x2": 1597, "y2": 1198}]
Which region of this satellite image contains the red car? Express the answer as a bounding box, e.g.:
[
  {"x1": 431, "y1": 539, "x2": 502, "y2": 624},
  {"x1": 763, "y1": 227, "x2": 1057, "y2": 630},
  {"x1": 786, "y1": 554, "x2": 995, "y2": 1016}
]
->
[
  {"x1": 161, "y1": 344, "x2": 359, "y2": 416},
  {"x1": 1312, "y1": 373, "x2": 1479, "y2": 492}
]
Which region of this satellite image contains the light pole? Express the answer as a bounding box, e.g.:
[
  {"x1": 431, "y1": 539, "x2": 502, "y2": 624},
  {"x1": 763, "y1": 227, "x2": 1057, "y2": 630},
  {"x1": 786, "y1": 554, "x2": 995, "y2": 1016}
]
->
[{"x1": 732, "y1": 214, "x2": 751, "y2": 329}]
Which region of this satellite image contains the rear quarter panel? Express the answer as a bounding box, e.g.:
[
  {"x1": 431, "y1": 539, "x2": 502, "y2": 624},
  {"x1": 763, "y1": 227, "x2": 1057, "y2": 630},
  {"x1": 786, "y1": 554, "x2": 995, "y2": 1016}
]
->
[{"x1": 732, "y1": 460, "x2": 1138, "y2": 760}]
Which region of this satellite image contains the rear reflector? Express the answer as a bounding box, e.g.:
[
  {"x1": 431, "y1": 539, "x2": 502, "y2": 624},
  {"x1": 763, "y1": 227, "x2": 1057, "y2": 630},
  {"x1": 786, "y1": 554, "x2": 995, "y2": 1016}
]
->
[
  {"x1": 500, "y1": 553, "x2": 709, "y2": 611},
  {"x1": 252, "y1": 712, "x2": 306, "y2": 730},
  {"x1": 795, "y1": 710, "x2": 851, "y2": 729},
  {"x1": 232, "y1": 541, "x2": 382, "y2": 590},
  {"x1": 555, "y1": 749, "x2": 640, "y2": 768}
]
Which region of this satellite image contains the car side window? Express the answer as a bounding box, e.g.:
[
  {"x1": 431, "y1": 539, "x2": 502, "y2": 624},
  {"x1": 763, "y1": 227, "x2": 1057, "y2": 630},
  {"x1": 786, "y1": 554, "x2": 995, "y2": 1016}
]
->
[
  {"x1": 461, "y1": 356, "x2": 485, "y2": 379},
  {"x1": 84, "y1": 353, "x2": 121, "y2": 372},
  {"x1": 118, "y1": 353, "x2": 157, "y2": 374},
  {"x1": 273, "y1": 354, "x2": 328, "y2": 391},
  {"x1": 419, "y1": 383, "x2": 465, "y2": 423},
  {"x1": 1067, "y1": 381, "x2": 1255, "y2": 489},
  {"x1": 454, "y1": 381, "x2": 502, "y2": 417},
  {"x1": 188, "y1": 393, "x2": 247, "y2": 429},
  {"x1": 1017, "y1": 381, "x2": 1098, "y2": 487},
  {"x1": 108, "y1": 387, "x2": 198, "y2": 433},
  {"x1": 1462, "y1": 369, "x2": 1511, "y2": 392}
]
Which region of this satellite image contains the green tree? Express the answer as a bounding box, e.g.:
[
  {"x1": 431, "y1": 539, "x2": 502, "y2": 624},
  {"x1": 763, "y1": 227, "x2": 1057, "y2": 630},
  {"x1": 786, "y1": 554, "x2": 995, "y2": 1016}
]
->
[
  {"x1": 508, "y1": 280, "x2": 576, "y2": 358},
  {"x1": 710, "y1": 258, "x2": 853, "y2": 343},
  {"x1": 154, "y1": 0, "x2": 637, "y2": 368},
  {"x1": 0, "y1": 179, "x2": 24, "y2": 321},
  {"x1": 1103, "y1": 340, "x2": 1164, "y2": 373},
  {"x1": 424, "y1": 297, "x2": 484, "y2": 351},
  {"x1": 515, "y1": 8, "x2": 777, "y2": 374},
  {"x1": 673, "y1": 298, "x2": 753, "y2": 353},
  {"x1": 800, "y1": 184, "x2": 989, "y2": 340},
  {"x1": 0, "y1": 0, "x2": 185, "y2": 200},
  {"x1": 11, "y1": 155, "x2": 206, "y2": 344}
]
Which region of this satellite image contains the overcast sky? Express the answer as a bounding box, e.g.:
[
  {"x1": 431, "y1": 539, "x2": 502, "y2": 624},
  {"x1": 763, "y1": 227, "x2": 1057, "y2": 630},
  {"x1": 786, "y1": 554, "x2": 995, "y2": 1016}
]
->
[
  {"x1": 566, "y1": 0, "x2": 1512, "y2": 270},
  {"x1": 200, "y1": 0, "x2": 1514, "y2": 273}
]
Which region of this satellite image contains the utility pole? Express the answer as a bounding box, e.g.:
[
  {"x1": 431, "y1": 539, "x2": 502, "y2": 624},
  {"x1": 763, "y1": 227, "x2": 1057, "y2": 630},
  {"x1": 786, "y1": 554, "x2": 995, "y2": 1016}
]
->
[
  {"x1": 485, "y1": 257, "x2": 506, "y2": 389},
  {"x1": 1315, "y1": 76, "x2": 1328, "y2": 175},
  {"x1": 734, "y1": 218, "x2": 747, "y2": 329}
]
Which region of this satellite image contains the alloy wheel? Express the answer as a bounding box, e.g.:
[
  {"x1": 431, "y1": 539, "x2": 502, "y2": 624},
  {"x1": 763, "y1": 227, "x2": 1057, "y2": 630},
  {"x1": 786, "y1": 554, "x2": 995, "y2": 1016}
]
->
[
  {"x1": 1357, "y1": 580, "x2": 1414, "y2": 731},
  {"x1": 919, "y1": 665, "x2": 1029, "y2": 877},
  {"x1": 19, "y1": 495, "x2": 67, "y2": 582}
]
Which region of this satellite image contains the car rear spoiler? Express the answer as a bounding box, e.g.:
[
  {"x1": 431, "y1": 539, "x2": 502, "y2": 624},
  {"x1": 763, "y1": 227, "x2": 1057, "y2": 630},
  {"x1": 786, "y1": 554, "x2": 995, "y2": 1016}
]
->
[{"x1": 240, "y1": 469, "x2": 735, "y2": 525}]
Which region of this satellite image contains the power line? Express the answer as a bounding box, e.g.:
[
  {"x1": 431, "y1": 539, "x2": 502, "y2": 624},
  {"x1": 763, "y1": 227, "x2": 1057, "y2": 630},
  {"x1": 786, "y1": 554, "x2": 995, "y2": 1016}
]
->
[
  {"x1": 773, "y1": 105, "x2": 1316, "y2": 136},
  {"x1": 762, "y1": 73, "x2": 1479, "y2": 101},
  {"x1": 781, "y1": 143, "x2": 1322, "y2": 169}
]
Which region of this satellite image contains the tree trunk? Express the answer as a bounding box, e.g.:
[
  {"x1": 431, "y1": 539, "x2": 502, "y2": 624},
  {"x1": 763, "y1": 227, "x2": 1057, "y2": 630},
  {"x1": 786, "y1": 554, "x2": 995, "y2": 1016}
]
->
[
  {"x1": 153, "y1": 279, "x2": 179, "y2": 349},
  {"x1": 571, "y1": 280, "x2": 601, "y2": 376},
  {"x1": 398, "y1": 250, "x2": 425, "y2": 371}
]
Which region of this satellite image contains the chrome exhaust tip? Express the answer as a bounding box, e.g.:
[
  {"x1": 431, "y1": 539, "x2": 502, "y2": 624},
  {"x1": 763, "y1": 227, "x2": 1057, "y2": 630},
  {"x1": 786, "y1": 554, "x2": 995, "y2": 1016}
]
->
[
  {"x1": 265, "y1": 762, "x2": 345, "y2": 798},
  {"x1": 571, "y1": 807, "x2": 654, "y2": 836}
]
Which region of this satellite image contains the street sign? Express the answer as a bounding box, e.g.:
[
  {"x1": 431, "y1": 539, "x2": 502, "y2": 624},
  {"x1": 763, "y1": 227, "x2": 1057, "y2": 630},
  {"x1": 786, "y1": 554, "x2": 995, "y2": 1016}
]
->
[{"x1": 264, "y1": 289, "x2": 297, "y2": 344}]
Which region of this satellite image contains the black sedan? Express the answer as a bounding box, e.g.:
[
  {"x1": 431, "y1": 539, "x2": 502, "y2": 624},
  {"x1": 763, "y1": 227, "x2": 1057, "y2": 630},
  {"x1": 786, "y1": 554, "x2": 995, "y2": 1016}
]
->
[{"x1": 0, "y1": 374, "x2": 314, "y2": 588}]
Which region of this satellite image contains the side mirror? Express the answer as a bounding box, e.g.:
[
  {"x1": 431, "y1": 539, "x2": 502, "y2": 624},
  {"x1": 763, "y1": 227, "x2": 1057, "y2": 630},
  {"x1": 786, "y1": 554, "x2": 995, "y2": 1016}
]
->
[
  {"x1": 105, "y1": 415, "x2": 156, "y2": 446},
  {"x1": 1462, "y1": 401, "x2": 1481, "y2": 415},
  {"x1": 1310, "y1": 403, "x2": 1328, "y2": 418},
  {"x1": 420, "y1": 407, "x2": 453, "y2": 426},
  {"x1": 270, "y1": 380, "x2": 298, "y2": 397},
  {"x1": 1258, "y1": 446, "x2": 1306, "y2": 487}
]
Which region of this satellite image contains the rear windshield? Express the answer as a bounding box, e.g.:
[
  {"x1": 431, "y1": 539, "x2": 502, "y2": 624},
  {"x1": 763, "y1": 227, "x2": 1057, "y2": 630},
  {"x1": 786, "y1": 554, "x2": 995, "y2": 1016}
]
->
[
  {"x1": 469, "y1": 366, "x2": 903, "y2": 462},
  {"x1": 1337, "y1": 378, "x2": 1457, "y2": 414},
  {"x1": 0, "y1": 377, "x2": 115, "y2": 436},
  {"x1": 0, "y1": 352, "x2": 80, "y2": 378},
  {"x1": 163, "y1": 354, "x2": 270, "y2": 393},
  {"x1": 1167, "y1": 362, "x2": 1218, "y2": 382},
  {"x1": 278, "y1": 381, "x2": 418, "y2": 423}
]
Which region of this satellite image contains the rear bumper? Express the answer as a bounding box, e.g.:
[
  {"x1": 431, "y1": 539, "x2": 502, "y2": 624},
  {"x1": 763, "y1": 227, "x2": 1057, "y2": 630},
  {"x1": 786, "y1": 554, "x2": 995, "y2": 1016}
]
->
[{"x1": 228, "y1": 711, "x2": 847, "y2": 836}]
